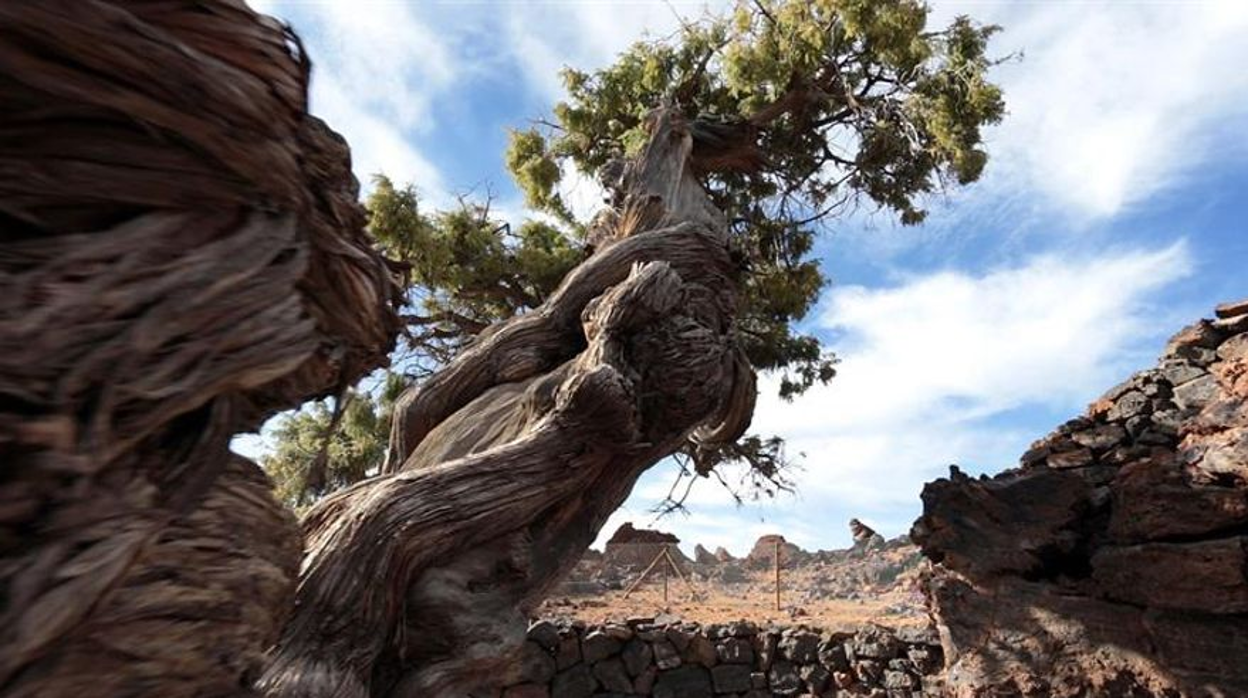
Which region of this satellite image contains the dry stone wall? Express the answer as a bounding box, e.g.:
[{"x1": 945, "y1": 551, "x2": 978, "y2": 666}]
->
[
  {"x1": 499, "y1": 619, "x2": 944, "y2": 698},
  {"x1": 913, "y1": 299, "x2": 1248, "y2": 697}
]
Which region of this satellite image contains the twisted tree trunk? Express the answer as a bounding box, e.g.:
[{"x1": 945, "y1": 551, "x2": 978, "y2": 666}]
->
[
  {"x1": 2, "y1": 3, "x2": 754, "y2": 697},
  {"x1": 0, "y1": 2, "x2": 401, "y2": 696},
  {"x1": 262, "y1": 109, "x2": 756, "y2": 697}
]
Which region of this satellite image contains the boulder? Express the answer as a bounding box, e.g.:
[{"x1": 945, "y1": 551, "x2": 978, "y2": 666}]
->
[
  {"x1": 592, "y1": 658, "x2": 632, "y2": 693},
  {"x1": 715, "y1": 636, "x2": 753, "y2": 664},
  {"x1": 653, "y1": 666, "x2": 712, "y2": 698},
  {"x1": 620, "y1": 638, "x2": 653, "y2": 676},
  {"x1": 778, "y1": 629, "x2": 820, "y2": 664},
  {"x1": 710, "y1": 664, "x2": 752, "y2": 693},
  {"x1": 550, "y1": 665, "x2": 595, "y2": 698},
  {"x1": 767, "y1": 661, "x2": 802, "y2": 696},
  {"x1": 527, "y1": 620, "x2": 561, "y2": 650},
  {"x1": 580, "y1": 630, "x2": 620, "y2": 664}
]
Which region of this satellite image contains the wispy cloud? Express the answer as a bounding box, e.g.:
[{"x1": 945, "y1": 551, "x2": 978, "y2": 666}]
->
[
  {"x1": 751, "y1": 240, "x2": 1194, "y2": 538},
  {"x1": 254, "y1": 0, "x2": 456, "y2": 199},
  {"x1": 310, "y1": 73, "x2": 448, "y2": 201},
  {"x1": 938, "y1": 0, "x2": 1248, "y2": 222},
  {"x1": 500, "y1": 1, "x2": 716, "y2": 101},
  {"x1": 607, "y1": 241, "x2": 1195, "y2": 551}
]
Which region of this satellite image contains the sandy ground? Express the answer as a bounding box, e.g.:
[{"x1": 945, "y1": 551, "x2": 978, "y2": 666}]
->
[{"x1": 539, "y1": 570, "x2": 928, "y2": 630}]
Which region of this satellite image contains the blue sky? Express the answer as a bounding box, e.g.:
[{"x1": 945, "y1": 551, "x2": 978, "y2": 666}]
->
[{"x1": 244, "y1": 0, "x2": 1248, "y2": 554}]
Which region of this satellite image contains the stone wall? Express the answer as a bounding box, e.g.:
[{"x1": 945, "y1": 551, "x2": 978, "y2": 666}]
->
[
  {"x1": 913, "y1": 299, "x2": 1248, "y2": 697},
  {"x1": 500, "y1": 619, "x2": 944, "y2": 697}
]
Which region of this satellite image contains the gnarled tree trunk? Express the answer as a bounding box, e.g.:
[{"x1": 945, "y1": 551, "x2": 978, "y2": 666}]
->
[
  {"x1": 261, "y1": 109, "x2": 756, "y2": 696},
  {"x1": 2, "y1": 3, "x2": 755, "y2": 696},
  {"x1": 0, "y1": 2, "x2": 401, "y2": 696}
]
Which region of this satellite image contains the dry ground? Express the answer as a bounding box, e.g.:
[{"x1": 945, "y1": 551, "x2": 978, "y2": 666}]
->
[{"x1": 539, "y1": 569, "x2": 928, "y2": 630}]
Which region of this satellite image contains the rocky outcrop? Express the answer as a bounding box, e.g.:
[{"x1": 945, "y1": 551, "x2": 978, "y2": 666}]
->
[
  {"x1": 603, "y1": 523, "x2": 689, "y2": 571},
  {"x1": 849, "y1": 518, "x2": 885, "y2": 552},
  {"x1": 500, "y1": 619, "x2": 944, "y2": 697},
  {"x1": 913, "y1": 300, "x2": 1248, "y2": 697},
  {"x1": 694, "y1": 544, "x2": 718, "y2": 565},
  {"x1": 745, "y1": 535, "x2": 809, "y2": 569},
  {"x1": 608, "y1": 523, "x2": 681, "y2": 546}
]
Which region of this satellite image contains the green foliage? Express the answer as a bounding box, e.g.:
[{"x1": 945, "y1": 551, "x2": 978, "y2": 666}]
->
[
  {"x1": 368, "y1": 175, "x2": 583, "y2": 371},
  {"x1": 504, "y1": 129, "x2": 578, "y2": 227},
  {"x1": 261, "y1": 371, "x2": 407, "y2": 509},
  {"x1": 502, "y1": 0, "x2": 1003, "y2": 482},
  {"x1": 265, "y1": 0, "x2": 1004, "y2": 508},
  {"x1": 509, "y1": 0, "x2": 1002, "y2": 407}
]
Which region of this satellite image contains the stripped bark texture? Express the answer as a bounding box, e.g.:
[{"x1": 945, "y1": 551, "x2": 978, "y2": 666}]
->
[
  {"x1": 263, "y1": 109, "x2": 755, "y2": 697},
  {"x1": 0, "y1": 2, "x2": 401, "y2": 695}
]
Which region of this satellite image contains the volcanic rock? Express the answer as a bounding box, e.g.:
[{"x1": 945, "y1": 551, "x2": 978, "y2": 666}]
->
[
  {"x1": 913, "y1": 301, "x2": 1248, "y2": 697},
  {"x1": 744, "y1": 534, "x2": 807, "y2": 569},
  {"x1": 849, "y1": 518, "x2": 885, "y2": 550},
  {"x1": 602, "y1": 522, "x2": 689, "y2": 570}
]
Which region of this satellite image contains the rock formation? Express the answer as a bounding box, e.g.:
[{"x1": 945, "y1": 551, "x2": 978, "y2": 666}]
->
[
  {"x1": 849, "y1": 518, "x2": 885, "y2": 551},
  {"x1": 913, "y1": 299, "x2": 1248, "y2": 697},
  {"x1": 694, "y1": 544, "x2": 718, "y2": 565},
  {"x1": 608, "y1": 523, "x2": 682, "y2": 546},
  {"x1": 603, "y1": 523, "x2": 689, "y2": 570},
  {"x1": 745, "y1": 535, "x2": 808, "y2": 569}
]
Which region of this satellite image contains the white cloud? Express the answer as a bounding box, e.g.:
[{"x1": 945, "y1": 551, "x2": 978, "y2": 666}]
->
[
  {"x1": 938, "y1": 0, "x2": 1248, "y2": 220},
  {"x1": 310, "y1": 73, "x2": 448, "y2": 203},
  {"x1": 296, "y1": 0, "x2": 455, "y2": 131},
  {"x1": 254, "y1": 0, "x2": 455, "y2": 199},
  {"x1": 754, "y1": 241, "x2": 1192, "y2": 534},
  {"x1": 236, "y1": 0, "x2": 1226, "y2": 556},
  {"x1": 608, "y1": 241, "x2": 1194, "y2": 550},
  {"x1": 501, "y1": 1, "x2": 727, "y2": 101},
  {"x1": 491, "y1": 0, "x2": 1248, "y2": 241}
]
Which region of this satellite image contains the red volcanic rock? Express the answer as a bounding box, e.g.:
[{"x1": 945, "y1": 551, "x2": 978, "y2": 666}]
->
[{"x1": 1091, "y1": 538, "x2": 1248, "y2": 613}]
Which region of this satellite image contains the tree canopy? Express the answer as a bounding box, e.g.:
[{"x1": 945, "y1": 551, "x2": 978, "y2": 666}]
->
[{"x1": 263, "y1": 0, "x2": 1003, "y2": 508}]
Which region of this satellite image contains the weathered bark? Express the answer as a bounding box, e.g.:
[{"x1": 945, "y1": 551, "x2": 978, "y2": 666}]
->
[
  {"x1": 262, "y1": 110, "x2": 756, "y2": 697},
  {"x1": 1, "y1": 2, "x2": 400, "y2": 695},
  {"x1": 3, "y1": 4, "x2": 756, "y2": 696}
]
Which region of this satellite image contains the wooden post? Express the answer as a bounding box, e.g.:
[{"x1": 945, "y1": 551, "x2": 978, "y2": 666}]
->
[
  {"x1": 622, "y1": 548, "x2": 668, "y2": 599},
  {"x1": 662, "y1": 548, "x2": 669, "y2": 603},
  {"x1": 774, "y1": 537, "x2": 781, "y2": 611}
]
